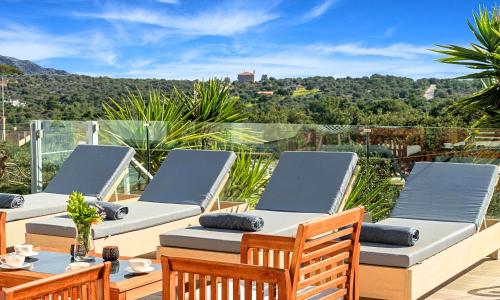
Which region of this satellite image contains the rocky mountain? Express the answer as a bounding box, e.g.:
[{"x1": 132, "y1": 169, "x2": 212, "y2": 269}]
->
[{"x1": 0, "y1": 55, "x2": 69, "y2": 75}]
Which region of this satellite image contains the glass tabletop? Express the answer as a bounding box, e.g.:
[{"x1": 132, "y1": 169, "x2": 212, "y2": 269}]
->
[{"x1": 7, "y1": 251, "x2": 160, "y2": 283}]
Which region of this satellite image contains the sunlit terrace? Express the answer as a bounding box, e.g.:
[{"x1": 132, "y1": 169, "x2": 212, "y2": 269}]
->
[
  {"x1": 0, "y1": 120, "x2": 498, "y2": 299},
  {"x1": 1, "y1": 2, "x2": 500, "y2": 298}
]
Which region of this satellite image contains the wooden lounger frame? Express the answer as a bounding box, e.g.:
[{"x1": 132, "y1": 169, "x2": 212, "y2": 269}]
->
[
  {"x1": 0, "y1": 212, "x2": 6, "y2": 255},
  {"x1": 156, "y1": 167, "x2": 359, "y2": 261},
  {"x1": 26, "y1": 174, "x2": 249, "y2": 257},
  {"x1": 358, "y1": 218, "x2": 500, "y2": 300},
  {"x1": 5, "y1": 169, "x2": 131, "y2": 249}
]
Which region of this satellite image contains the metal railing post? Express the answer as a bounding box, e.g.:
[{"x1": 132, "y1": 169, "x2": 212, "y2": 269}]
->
[
  {"x1": 361, "y1": 128, "x2": 371, "y2": 163},
  {"x1": 30, "y1": 120, "x2": 43, "y2": 193},
  {"x1": 86, "y1": 121, "x2": 99, "y2": 145},
  {"x1": 144, "y1": 122, "x2": 151, "y2": 184}
]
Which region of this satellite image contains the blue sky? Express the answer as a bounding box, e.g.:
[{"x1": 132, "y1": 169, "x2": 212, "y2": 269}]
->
[{"x1": 0, "y1": 0, "x2": 496, "y2": 79}]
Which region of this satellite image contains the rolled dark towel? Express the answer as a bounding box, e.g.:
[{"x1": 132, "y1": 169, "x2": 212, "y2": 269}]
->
[
  {"x1": 89, "y1": 201, "x2": 128, "y2": 220},
  {"x1": 200, "y1": 213, "x2": 264, "y2": 232},
  {"x1": 0, "y1": 193, "x2": 24, "y2": 208},
  {"x1": 360, "y1": 223, "x2": 419, "y2": 246}
]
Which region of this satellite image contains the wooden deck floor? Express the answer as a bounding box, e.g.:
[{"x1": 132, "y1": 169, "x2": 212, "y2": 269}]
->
[
  {"x1": 140, "y1": 258, "x2": 500, "y2": 300},
  {"x1": 426, "y1": 258, "x2": 500, "y2": 299}
]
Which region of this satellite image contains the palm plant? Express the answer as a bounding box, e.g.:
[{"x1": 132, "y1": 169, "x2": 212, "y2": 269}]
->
[
  {"x1": 432, "y1": 6, "x2": 500, "y2": 127},
  {"x1": 101, "y1": 89, "x2": 223, "y2": 172},
  {"x1": 220, "y1": 148, "x2": 273, "y2": 207},
  {"x1": 174, "y1": 79, "x2": 245, "y2": 123},
  {"x1": 100, "y1": 79, "x2": 270, "y2": 204},
  {"x1": 174, "y1": 79, "x2": 246, "y2": 147},
  {"x1": 344, "y1": 159, "x2": 399, "y2": 221}
]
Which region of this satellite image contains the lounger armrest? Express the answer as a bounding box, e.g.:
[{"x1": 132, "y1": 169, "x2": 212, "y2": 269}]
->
[
  {"x1": 240, "y1": 233, "x2": 296, "y2": 264},
  {"x1": 161, "y1": 256, "x2": 291, "y2": 299}
]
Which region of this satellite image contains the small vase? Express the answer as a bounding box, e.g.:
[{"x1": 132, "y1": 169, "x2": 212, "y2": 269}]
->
[{"x1": 73, "y1": 223, "x2": 95, "y2": 262}]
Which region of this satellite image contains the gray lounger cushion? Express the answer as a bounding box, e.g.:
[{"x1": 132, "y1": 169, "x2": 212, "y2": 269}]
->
[
  {"x1": 160, "y1": 210, "x2": 326, "y2": 253},
  {"x1": 139, "y1": 149, "x2": 236, "y2": 211},
  {"x1": 26, "y1": 202, "x2": 201, "y2": 239},
  {"x1": 360, "y1": 218, "x2": 475, "y2": 268},
  {"x1": 255, "y1": 151, "x2": 358, "y2": 214},
  {"x1": 44, "y1": 145, "x2": 135, "y2": 199},
  {"x1": 391, "y1": 162, "x2": 499, "y2": 228},
  {"x1": 1, "y1": 193, "x2": 97, "y2": 222}
]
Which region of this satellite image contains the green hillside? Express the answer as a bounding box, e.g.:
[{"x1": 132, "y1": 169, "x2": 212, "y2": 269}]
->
[{"x1": 1, "y1": 74, "x2": 482, "y2": 127}]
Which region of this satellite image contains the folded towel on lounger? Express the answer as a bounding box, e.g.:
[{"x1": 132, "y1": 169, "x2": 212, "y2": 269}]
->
[
  {"x1": 89, "y1": 201, "x2": 128, "y2": 220},
  {"x1": 200, "y1": 213, "x2": 264, "y2": 232},
  {"x1": 0, "y1": 193, "x2": 24, "y2": 208},
  {"x1": 360, "y1": 223, "x2": 419, "y2": 246}
]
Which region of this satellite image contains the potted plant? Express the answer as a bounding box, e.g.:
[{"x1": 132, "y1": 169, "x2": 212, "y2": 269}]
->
[{"x1": 66, "y1": 192, "x2": 104, "y2": 261}]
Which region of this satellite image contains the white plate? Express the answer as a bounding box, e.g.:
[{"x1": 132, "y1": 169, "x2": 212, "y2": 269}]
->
[
  {"x1": 125, "y1": 266, "x2": 154, "y2": 274},
  {"x1": 0, "y1": 262, "x2": 32, "y2": 270},
  {"x1": 18, "y1": 251, "x2": 38, "y2": 258}
]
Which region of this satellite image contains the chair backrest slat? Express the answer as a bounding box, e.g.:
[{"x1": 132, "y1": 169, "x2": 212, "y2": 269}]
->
[{"x1": 0, "y1": 262, "x2": 110, "y2": 300}]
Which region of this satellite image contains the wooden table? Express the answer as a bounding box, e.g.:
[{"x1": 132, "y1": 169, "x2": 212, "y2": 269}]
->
[{"x1": 0, "y1": 247, "x2": 162, "y2": 300}]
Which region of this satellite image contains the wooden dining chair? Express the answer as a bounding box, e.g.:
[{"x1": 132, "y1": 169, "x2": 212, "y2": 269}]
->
[
  {"x1": 162, "y1": 256, "x2": 291, "y2": 299},
  {"x1": 0, "y1": 262, "x2": 111, "y2": 300},
  {"x1": 162, "y1": 207, "x2": 364, "y2": 299},
  {"x1": 0, "y1": 212, "x2": 6, "y2": 255}
]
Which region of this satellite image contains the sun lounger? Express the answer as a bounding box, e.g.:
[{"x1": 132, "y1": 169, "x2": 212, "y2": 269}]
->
[
  {"x1": 3, "y1": 144, "x2": 135, "y2": 247},
  {"x1": 25, "y1": 149, "x2": 247, "y2": 257},
  {"x1": 358, "y1": 162, "x2": 499, "y2": 300},
  {"x1": 162, "y1": 207, "x2": 364, "y2": 300},
  {"x1": 157, "y1": 151, "x2": 359, "y2": 262}
]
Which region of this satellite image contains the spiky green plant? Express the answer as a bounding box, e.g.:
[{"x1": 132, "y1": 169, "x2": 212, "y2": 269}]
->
[
  {"x1": 174, "y1": 79, "x2": 246, "y2": 147},
  {"x1": 101, "y1": 80, "x2": 269, "y2": 204},
  {"x1": 174, "y1": 79, "x2": 245, "y2": 123},
  {"x1": 221, "y1": 149, "x2": 273, "y2": 206},
  {"x1": 344, "y1": 159, "x2": 399, "y2": 221},
  {"x1": 432, "y1": 6, "x2": 500, "y2": 127},
  {"x1": 101, "y1": 89, "x2": 224, "y2": 172}
]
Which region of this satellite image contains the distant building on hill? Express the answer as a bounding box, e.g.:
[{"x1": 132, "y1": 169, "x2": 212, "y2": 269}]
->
[
  {"x1": 238, "y1": 71, "x2": 255, "y2": 83},
  {"x1": 257, "y1": 91, "x2": 274, "y2": 95}
]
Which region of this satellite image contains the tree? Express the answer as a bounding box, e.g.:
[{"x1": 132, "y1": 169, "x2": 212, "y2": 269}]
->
[
  {"x1": 432, "y1": 5, "x2": 500, "y2": 127},
  {"x1": 101, "y1": 79, "x2": 271, "y2": 204},
  {"x1": 0, "y1": 64, "x2": 22, "y2": 75}
]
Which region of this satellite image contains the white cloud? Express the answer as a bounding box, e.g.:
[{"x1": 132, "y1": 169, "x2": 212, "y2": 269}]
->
[
  {"x1": 0, "y1": 41, "x2": 78, "y2": 61},
  {"x1": 0, "y1": 22, "x2": 463, "y2": 80},
  {"x1": 302, "y1": 0, "x2": 335, "y2": 22},
  {"x1": 127, "y1": 58, "x2": 154, "y2": 68},
  {"x1": 78, "y1": 6, "x2": 278, "y2": 36},
  {"x1": 0, "y1": 24, "x2": 117, "y2": 65},
  {"x1": 308, "y1": 43, "x2": 432, "y2": 59},
  {"x1": 86, "y1": 32, "x2": 117, "y2": 65},
  {"x1": 156, "y1": 0, "x2": 178, "y2": 3},
  {"x1": 122, "y1": 43, "x2": 466, "y2": 80},
  {"x1": 0, "y1": 26, "x2": 78, "y2": 60},
  {"x1": 384, "y1": 27, "x2": 396, "y2": 37}
]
